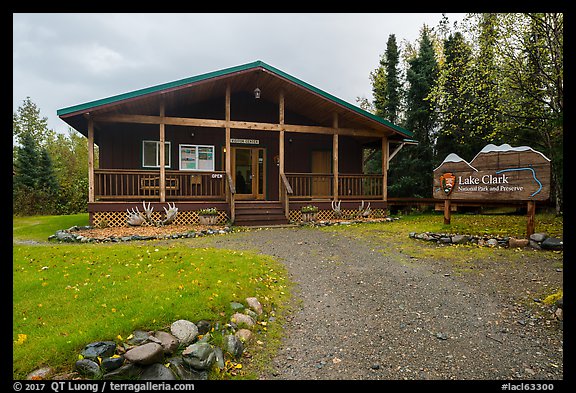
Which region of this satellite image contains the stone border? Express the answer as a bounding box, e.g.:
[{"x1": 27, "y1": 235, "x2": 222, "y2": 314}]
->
[
  {"x1": 48, "y1": 225, "x2": 233, "y2": 243},
  {"x1": 409, "y1": 231, "x2": 563, "y2": 251},
  {"x1": 26, "y1": 297, "x2": 271, "y2": 381}
]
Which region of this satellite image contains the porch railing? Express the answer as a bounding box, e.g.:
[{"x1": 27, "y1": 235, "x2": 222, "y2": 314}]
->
[
  {"x1": 338, "y1": 174, "x2": 384, "y2": 199},
  {"x1": 285, "y1": 173, "x2": 383, "y2": 200},
  {"x1": 94, "y1": 169, "x2": 226, "y2": 200},
  {"x1": 285, "y1": 173, "x2": 333, "y2": 199}
]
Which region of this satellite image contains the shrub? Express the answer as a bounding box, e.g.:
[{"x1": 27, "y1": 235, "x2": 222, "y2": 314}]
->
[
  {"x1": 198, "y1": 207, "x2": 219, "y2": 216},
  {"x1": 301, "y1": 205, "x2": 319, "y2": 214}
]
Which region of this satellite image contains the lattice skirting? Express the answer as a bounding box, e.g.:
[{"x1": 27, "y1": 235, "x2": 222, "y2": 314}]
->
[
  {"x1": 92, "y1": 211, "x2": 229, "y2": 228},
  {"x1": 288, "y1": 208, "x2": 387, "y2": 222}
]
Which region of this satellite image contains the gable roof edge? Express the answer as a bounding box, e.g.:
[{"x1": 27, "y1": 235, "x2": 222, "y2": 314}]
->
[{"x1": 57, "y1": 60, "x2": 413, "y2": 138}]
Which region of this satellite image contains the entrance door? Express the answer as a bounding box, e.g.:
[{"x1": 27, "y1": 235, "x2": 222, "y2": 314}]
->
[
  {"x1": 232, "y1": 147, "x2": 266, "y2": 200},
  {"x1": 311, "y1": 150, "x2": 332, "y2": 197}
]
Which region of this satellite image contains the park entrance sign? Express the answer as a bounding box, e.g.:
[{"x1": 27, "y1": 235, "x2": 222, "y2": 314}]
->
[{"x1": 433, "y1": 144, "x2": 551, "y2": 235}]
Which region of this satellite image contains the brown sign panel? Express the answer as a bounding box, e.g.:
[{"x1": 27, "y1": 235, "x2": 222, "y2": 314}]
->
[{"x1": 433, "y1": 144, "x2": 550, "y2": 201}]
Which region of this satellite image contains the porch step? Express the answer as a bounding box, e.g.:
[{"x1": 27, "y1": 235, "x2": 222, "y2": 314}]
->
[{"x1": 234, "y1": 201, "x2": 289, "y2": 226}]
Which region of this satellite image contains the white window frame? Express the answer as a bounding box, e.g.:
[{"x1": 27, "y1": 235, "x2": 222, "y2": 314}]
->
[
  {"x1": 142, "y1": 140, "x2": 171, "y2": 168},
  {"x1": 179, "y1": 144, "x2": 215, "y2": 171}
]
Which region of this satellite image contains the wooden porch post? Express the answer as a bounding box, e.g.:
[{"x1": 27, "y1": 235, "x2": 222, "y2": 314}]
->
[
  {"x1": 382, "y1": 136, "x2": 388, "y2": 201},
  {"x1": 225, "y1": 84, "x2": 234, "y2": 221},
  {"x1": 87, "y1": 116, "x2": 94, "y2": 203},
  {"x1": 225, "y1": 85, "x2": 231, "y2": 177},
  {"x1": 279, "y1": 90, "x2": 289, "y2": 218},
  {"x1": 333, "y1": 113, "x2": 339, "y2": 201},
  {"x1": 279, "y1": 90, "x2": 285, "y2": 196},
  {"x1": 159, "y1": 98, "x2": 166, "y2": 202}
]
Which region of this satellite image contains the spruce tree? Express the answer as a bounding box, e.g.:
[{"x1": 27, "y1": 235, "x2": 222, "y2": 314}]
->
[
  {"x1": 13, "y1": 132, "x2": 41, "y2": 215},
  {"x1": 388, "y1": 26, "x2": 439, "y2": 198}
]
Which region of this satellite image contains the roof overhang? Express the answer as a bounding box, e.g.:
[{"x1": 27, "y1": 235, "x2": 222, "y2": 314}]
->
[{"x1": 57, "y1": 60, "x2": 414, "y2": 140}]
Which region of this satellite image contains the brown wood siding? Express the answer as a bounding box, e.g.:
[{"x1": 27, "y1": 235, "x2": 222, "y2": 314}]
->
[{"x1": 95, "y1": 92, "x2": 369, "y2": 201}]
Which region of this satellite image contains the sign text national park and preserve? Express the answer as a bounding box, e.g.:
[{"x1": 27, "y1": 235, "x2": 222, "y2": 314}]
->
[{"x1": 433, "y1": 144, "x2": 551, "y2": 201}]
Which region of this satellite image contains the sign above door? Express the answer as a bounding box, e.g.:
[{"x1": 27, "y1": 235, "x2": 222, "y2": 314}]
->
[{"x1": 231, "y1": 138, "x2": 260, "y2": 145}]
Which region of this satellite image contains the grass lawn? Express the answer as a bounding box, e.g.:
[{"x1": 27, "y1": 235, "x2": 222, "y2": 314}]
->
[
  {"x1": 320, "y1": 210, "x2": 563, "y2": 266},
  {"x1": 13, "y1": 214, "x2": 291, "y2": 380}
]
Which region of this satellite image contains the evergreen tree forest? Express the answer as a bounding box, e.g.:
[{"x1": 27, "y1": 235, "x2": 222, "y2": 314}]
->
[
  {"x1": 364, "y1": 13, "x2": 563, "y2": 214},
  {"x1": 13, "y1": 97, "x2": 98, "y2": 216}
]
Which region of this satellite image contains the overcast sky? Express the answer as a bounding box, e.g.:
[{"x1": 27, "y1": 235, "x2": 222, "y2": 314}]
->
[{"x1": 13, "y1": 13, "x2": 467, "y2": 135}]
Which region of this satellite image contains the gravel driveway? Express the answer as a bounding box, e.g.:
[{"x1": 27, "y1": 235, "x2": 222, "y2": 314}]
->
[{"x1": 199, "y1": 225, "x2": 563, "y2": 381}]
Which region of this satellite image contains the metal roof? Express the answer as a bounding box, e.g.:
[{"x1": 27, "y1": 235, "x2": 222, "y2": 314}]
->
[{"x1": 57, "y1": 60, "x2": 413, "y2": 138}]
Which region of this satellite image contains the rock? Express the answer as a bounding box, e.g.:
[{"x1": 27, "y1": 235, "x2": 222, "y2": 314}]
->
[
  {"x1": 231, "y1": 312, "x2": 255, "y2": 327},
  {"x1": 54, "y1": 230, "x2": 76, "y2": 242},
  {"x1": 127, "y1": 330, "x2": 152, "y2": 345},
  {"x1": 436, "y1": 332, "x2": 449, "y2": 340},
  {"x1": 81, "y1": 341, "x2": 116, "y2": 359},
  {"x1": 555, "y1": 308, "x2": 563, "y2": 321},
  {"x1": 101, "y1": 356, "x2": 124, "y2": 372},
  {"x1": 26, "y1": 366, "x2": 54, "y2": 380},
  {"x1": 486, "y1": 238, "x2": 498, "y2": 247},
  {"x1": 530, "y1": 233, "x2": 548, "y2": 242},
  {"x1": 139, "y1": 363, "x2": 177, "y2": 380},
  {"x1": 123, "y1": 342, "x2": 164, "y2": 365},
  {"x1": 153, "y1": 331, "x2": 180, "y2": 355},
  {"x1": 213, "y1": 347, "x2": 225, "y2": 370},
  {"x1": 509, "y1": 237, "x2": 530, "y2": 248},
  {"x1": 182, "y1": 342, "x2": 216, "y2": 370},
  {"x1": 196, "y1": 320, "x2": 211, "y2": 335},
  {"x1": 166, "y1": 357, "x2": 208, "y2": 380},
  {"x1": 439, "y1": 237, "x2": 452, "y2": 244},
  {"x1": 244, "y1": 309, "x2": 258, "y2": 319},
  {"x1": 230, "y1": 302, "x2": 245, "y2": 311},
  {"x1": 75, "y1": 359, "x2": 102, "y2": 379},
  {"x1": 224, "y1": 334, "x2": 244, "y2": 358},
  {"x1": 235, "y1": 328, "x2": 253, "y2": 343},
  {"x1": 103, "y1": 363, "x2": 142, "y2": 380},
  {"x1": 452, "y1": 235, "x2": 470, "y2": 244},
  {"x1": 541, "y1": 237, "x2": 563, "y2": 251},
  {"x1": 246, "y1": 297, "x2": 263, "y2": 315},
  {"x1": 170, "y1": 319, "x2": 199, "y2": 346},
  {"x1": 529, "y1": 240, "x2": 542, "y2": 250}
]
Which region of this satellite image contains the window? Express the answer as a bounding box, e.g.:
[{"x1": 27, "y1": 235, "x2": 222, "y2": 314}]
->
[
  {"x1": 179, "y1": 144, "x2": 215, "y2": 171},
  {"x1": 142, "y1": 141, "x2": 171, "y2": 168}
]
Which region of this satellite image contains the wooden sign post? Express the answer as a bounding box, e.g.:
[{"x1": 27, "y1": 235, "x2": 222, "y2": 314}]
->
[
  {"x1": 444, "y1": 200, "x2": 451, "y2": 225},
  {"x1": 433, "y1": 144, "x2": 551, "y2": 238}
]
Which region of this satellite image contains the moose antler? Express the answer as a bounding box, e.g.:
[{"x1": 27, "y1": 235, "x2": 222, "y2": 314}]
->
[
  {"x1": 331, "y1": 200, "x2": 342, "y2": 218},
  {"x1": 142, "y1": 201, "x2": 154, "y2": 223},
  {"x1": 127, "y1": 206, "x2": 146, "y2": 226},
  {"x1": 357, "y1": 200, "x2": 371, "y2": 219},
  {"x1": 160, "y1": 202, "x2": 178, "y2": 225},
  {"x1": 362, "y1": 201, "x2": 371, "y2": 217}
]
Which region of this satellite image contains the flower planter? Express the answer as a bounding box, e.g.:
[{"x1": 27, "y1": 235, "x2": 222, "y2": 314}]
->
[
  {"x1": 301, "y1": 212, "x2": 318, "y2": 222},
  {"x1": 199, "y1": 215, "x2": 219, "y2": 225}
]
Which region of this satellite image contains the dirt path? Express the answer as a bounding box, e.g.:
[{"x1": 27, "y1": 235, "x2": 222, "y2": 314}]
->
[{"x1": 194, "y1": 226, "x2": 563, "y2": 380}]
